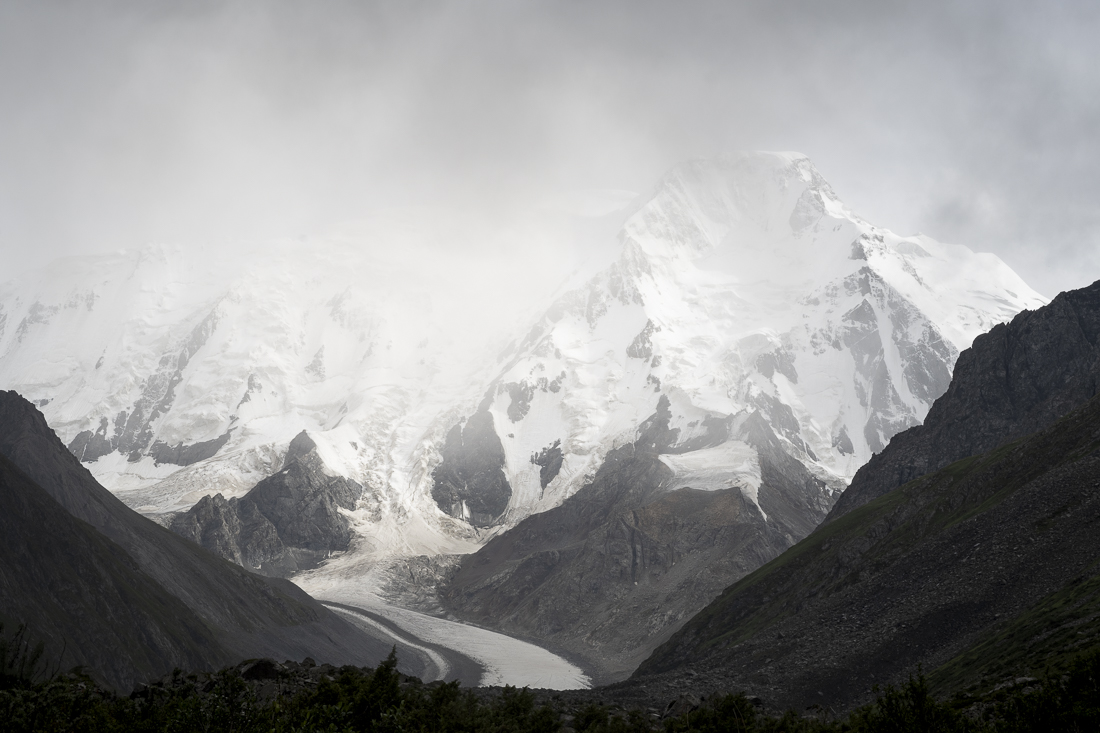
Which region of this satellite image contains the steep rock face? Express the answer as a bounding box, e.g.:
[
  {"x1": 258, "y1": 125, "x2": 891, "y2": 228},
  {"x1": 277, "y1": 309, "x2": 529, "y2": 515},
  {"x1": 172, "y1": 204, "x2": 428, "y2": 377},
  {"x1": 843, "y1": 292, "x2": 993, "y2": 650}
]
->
[
  {"x1": 636, "y1": 389, "x2": 1100, "y2": 712},
  {"x1": 828, "y1": 279, "x2": 1100, "y2": 521},
  {"x1": 0, "y1": 391, "x2": 394, "y2": 681},
  {"x1": 171, "y1": 430, "x2": 362, "y2": 576},
  {"x1": 65, "y1": 310, "x2": 222, "y2": 465},
  {"x1": 442, "y1": 399, "x2": 831, "y2": 682},
  {"x1": 531, "y1": 440, "x2": 564, "y2": 489},
  {"x1": 430, "y1": 402, "x2": 512, "y2": 527}
]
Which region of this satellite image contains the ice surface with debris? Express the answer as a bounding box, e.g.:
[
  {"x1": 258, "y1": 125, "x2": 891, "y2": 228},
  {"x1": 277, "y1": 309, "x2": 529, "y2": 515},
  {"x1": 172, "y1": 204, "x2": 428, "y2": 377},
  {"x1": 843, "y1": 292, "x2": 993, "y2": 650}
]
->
[{"x1": 298, "y1": 569, "x2": 591, "y2": 689}]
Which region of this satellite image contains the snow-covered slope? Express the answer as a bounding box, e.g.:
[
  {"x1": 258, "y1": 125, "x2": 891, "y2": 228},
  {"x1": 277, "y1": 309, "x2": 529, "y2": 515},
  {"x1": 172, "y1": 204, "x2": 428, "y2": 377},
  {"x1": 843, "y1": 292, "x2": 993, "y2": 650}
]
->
[
  {"x1": 0, "y1": 211, "x2": 578, "y2": 558},
  {"x1": 0, "y1": 152, "x2": 1046, "y2": 567},
  {"x1": 428, "y1": 152, "x2": 1047, "y2": 528}
]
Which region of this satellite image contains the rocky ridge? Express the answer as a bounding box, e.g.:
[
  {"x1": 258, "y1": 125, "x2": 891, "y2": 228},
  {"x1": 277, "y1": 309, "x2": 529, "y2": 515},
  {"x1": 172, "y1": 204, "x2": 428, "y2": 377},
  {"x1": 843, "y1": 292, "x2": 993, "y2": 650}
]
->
[
  {"x1": 441, "y1": 396, "x2": 832, "y2": 682},
  {"x1": 829, "y1": 278, "x2": 1100, "y2": 521},
  {"x1": 170, "y1": 430, "x2": 365, "y2": 577}
]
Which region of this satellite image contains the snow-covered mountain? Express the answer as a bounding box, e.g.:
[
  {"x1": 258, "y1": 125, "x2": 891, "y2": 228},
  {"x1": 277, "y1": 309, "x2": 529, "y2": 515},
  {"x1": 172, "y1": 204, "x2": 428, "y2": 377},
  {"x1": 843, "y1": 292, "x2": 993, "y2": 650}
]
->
[
  {"x1": 0, "y1": 152, "x2": 1045, "y2": 569},
  {"x1": 0, "y1": 212, "x2": 569, "y2": 551},
  {"x1": 427, "y1": 152, "x2": 1046, "y2": 531}
]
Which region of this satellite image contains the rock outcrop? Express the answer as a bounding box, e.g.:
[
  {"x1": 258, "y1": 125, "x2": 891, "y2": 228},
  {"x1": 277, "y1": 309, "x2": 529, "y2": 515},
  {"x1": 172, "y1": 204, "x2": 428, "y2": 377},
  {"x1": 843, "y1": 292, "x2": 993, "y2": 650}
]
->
[
  {"x1": 171, "y1": 431, "x2": 362, "y2": 576},
  {"x1": 430, "y1": 397, "x2": 512, "y2": 527}
]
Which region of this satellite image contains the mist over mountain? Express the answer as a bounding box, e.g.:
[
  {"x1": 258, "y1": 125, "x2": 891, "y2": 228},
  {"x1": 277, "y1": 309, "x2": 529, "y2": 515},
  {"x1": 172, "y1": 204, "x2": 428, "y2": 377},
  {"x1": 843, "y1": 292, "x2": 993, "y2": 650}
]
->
[
  {"x1": 0, "y1": 151, "x2": 1049, "y2": 695},
  {"x1": 0, "y1": 154, "x2": 1042, "y2": 562},
  {"x1": 5, "y1": 2, "x2": 1100, "y2": 300}
]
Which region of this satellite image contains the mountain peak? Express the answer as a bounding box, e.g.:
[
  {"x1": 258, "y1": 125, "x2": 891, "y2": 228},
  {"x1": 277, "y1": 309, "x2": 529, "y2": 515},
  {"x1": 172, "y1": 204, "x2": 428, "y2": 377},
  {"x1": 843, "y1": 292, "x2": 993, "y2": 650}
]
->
[
  {"x1": 620, "y1": 151, "x2": 854, "y2": 276},
  {"x1": 284, "y1": 430, "x2": 318, "y2": 469}
]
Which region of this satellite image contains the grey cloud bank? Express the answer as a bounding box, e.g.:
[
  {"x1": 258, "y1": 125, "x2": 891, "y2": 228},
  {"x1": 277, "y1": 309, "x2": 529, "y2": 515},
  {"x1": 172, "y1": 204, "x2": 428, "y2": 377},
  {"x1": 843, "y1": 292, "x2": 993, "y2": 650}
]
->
[{"x1": 1, "y1": 0, "x2": 1099, "y2": 298}]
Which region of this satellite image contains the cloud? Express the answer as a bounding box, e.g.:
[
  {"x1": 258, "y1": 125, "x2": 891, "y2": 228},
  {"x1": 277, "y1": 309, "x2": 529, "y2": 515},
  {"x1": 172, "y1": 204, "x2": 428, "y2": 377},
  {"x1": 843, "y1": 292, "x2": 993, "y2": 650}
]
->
[{"x1": 1, "y1": 0, "x2": 1099, "y2": 297}]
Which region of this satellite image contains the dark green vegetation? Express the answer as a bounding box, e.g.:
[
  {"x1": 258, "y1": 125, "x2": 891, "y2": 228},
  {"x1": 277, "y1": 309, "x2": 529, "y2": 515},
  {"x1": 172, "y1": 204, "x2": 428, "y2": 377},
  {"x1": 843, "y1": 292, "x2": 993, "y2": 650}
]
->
[
  {"x1": 0, "y1": 648, "x2": 561, "y2": 733},
  {"x1": 2, "y1": 638, "x2": 1099, "y2": 733},
  {"x1": 0, "y1": 391, "x2": 395, "y2": 690}
]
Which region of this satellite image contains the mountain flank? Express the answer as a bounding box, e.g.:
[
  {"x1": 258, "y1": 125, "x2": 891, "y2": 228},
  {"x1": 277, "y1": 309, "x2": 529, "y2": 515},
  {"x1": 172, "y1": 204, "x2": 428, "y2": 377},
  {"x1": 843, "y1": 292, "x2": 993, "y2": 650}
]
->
[
  {"x1": 628, "y1": 280, "x2": 1100, "y2": 712},
  {"x1": 442, "y1": 397, "x2": 833, "y2": 683},
  {"x1": 0, "y1": 451, "x2": 222, "y2": 690},
  {"x1": 0, "y1": 391, "x2": 394, "y2": 689}
]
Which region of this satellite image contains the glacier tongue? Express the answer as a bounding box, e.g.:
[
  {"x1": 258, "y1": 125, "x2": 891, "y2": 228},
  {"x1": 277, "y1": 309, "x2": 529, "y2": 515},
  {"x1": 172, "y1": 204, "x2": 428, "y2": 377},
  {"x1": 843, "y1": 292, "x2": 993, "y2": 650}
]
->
[{"x1": 0, "y1": 151, "x2": 1046, "y2": 568}]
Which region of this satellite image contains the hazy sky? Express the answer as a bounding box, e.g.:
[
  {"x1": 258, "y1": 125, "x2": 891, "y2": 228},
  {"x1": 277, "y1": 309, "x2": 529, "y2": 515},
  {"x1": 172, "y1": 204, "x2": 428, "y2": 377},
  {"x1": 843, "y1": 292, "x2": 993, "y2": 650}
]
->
[{"x1": 2, "y1": 0, "x2": 1099, "y2": 297}]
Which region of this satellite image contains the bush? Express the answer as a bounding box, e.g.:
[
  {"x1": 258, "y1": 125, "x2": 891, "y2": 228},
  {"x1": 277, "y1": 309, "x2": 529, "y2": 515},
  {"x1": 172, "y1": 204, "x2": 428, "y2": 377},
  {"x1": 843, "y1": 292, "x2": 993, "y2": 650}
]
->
[
  {"x1": 2, "y1": 642, "x2": 1100, "y2": 732},
  {"x1": 847, "y1": 672, "x2": 980, "y2": 733},
  {"x1": 989, "y1": 648, "x2": 1100, "y2": 733},
  {"x1": 0, "y1": 623, "x2": 48, "y2": 691}
]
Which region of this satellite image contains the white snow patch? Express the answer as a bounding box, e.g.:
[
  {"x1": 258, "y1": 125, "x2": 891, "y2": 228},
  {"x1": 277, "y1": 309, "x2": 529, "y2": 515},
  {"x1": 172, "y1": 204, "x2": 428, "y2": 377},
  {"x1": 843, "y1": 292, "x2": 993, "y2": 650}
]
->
[{"x1": 658, "y1": 440, "x2": 764, "y2": 515}]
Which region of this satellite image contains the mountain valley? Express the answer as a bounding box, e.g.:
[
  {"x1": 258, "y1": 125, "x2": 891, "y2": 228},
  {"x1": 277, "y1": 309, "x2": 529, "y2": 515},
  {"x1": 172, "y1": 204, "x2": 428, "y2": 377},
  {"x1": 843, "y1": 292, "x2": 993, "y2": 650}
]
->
[{"x1": 4, "y1": 151, "x2": 1088, "y2": 716}]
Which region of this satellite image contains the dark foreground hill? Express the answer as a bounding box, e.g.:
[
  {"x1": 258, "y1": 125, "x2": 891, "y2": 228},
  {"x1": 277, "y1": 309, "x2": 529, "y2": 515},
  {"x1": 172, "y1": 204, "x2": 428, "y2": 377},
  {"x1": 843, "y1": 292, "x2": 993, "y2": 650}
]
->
[
  {"x1": 0, "y1": 451, "x2": 223, "y2": 689},
  {"x1": 829, "y1": 279, "x2": 1100, "y2": 521},
  {"x1": 0, "y1": 391, "x2": 393, "y2": 690},
  {"x1": 629, "y1": 280, "x2": 1100, "y2": 713}
]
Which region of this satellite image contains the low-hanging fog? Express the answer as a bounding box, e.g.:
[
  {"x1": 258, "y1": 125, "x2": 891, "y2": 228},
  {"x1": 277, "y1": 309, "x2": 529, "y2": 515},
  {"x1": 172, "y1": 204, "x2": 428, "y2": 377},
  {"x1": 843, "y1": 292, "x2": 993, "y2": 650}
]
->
[{"x1": 2, "y1": 0, "x2": 1099, "y2": 302}]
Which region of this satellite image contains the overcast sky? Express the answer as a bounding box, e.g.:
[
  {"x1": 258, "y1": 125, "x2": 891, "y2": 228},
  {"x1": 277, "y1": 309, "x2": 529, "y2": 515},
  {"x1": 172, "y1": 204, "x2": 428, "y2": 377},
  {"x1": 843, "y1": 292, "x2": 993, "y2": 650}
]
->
[{"x1": 2, "y1": 0, "x2": 1099, "y2": 298}]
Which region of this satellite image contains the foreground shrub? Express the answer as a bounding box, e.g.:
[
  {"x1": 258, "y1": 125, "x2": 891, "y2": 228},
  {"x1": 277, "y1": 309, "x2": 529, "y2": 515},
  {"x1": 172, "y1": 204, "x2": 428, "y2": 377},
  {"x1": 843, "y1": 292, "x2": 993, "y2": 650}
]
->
[
  {"x1": 988, "y1": 648, "x2": 1100, "y2": 733},
  {"x1": 2, "y1": 645, "x2": 1100, "y2": 732},
  {"x1": 0, "y1": 624, "x2": 47, "y2": 691}
]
